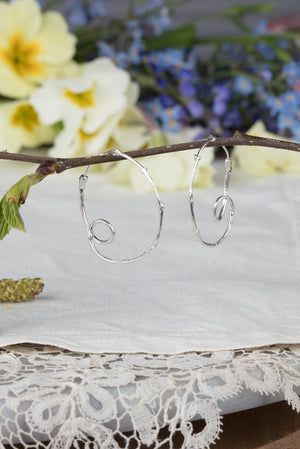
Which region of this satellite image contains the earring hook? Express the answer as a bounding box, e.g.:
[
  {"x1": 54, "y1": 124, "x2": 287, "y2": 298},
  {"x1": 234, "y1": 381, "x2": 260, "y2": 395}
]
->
[{"x1": 189, "y1": 136, "x2": 235, "y2": 247}]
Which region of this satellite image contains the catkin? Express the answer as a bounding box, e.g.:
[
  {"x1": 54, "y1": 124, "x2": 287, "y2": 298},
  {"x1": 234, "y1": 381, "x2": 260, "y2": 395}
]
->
[{"x1": 0, "y1": 278, "x2": 44, "y2": 302}]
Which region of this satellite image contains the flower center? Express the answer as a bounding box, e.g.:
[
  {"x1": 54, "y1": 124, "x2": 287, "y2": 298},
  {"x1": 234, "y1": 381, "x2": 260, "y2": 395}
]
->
[
  {"x1": 78, "y1": 128, "x2": 99, "y2": 144},
  {"x1": 64, "y1": 87, "x2": 95, "y2": 108},
  {"x1": 10, "y1": 104, "x2": 40, "y2": 132},
  {"x1": 0, "y1": 34, "x2": 41, "y2": 77}
]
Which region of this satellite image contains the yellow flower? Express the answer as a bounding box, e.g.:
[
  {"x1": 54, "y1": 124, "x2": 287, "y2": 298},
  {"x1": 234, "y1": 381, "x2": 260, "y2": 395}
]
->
[
  {"x1": 107, "y1": 127, "x2": 215, "y2": 193},
  {"x1": 0, "y1": 0, "x2": 76, "y2": 99},
  {"x1": 30, "y1": 58, "x2": 149, "y2": 157},
  {"x1": 0, "y1": 99, "x2": 55, "y2": 152},
  {"x1": 233, "y1": 121, "x2": 300, "y2": 175}
]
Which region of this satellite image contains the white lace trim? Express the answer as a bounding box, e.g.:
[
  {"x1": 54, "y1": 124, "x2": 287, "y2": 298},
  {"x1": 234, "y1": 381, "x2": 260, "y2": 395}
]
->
[{"x1": 0, "y1": 344, "x2": 299, "y2": 448}]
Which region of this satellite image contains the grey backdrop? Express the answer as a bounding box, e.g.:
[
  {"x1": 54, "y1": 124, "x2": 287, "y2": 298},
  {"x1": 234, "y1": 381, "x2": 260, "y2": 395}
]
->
[{"x1": 107, "y1": 0, "x2": 300, "y2": 34}]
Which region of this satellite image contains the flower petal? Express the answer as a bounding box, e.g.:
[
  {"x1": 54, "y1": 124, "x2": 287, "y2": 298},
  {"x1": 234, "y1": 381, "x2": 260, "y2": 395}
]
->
[
  {"x1": 0, "y1": 0, "x2": 76, "y2": 98},
  {"x1": 127, "y1": 82, "x2": 140, "y2": 107},
  {"x1": 130, "y1": 153, "x2": 186, "y2": 193},
  {"x1": 83, "y1": 112, "x2": 123, "y2": 155},
  {"x1": 233, "y1": 121, "x2": 300, "y2": 175},
  {"x1": 0, "y1": 100, "x2": 54, "y2": 153},
  {"x1": 0, "y1": 3, "x2": 15, "y2": 44},
  {"x1": 84, "y1": 90, "x2": 127, "y2": 133},
  {"x1": 11, "y1": 0, "x2": 42, "y2": 40},
  {"x1": 30, "y1": 82, "x2": 65, "y2": 124},
  {"x1": 112, "y1": 106, "x2": 149, "y2": 150},
  {"x1": 0, "y1": 0, "x2": 41, "y2": 43},
  {"x1": 84, "y1": 58, "x2": 130, "y2": 93},
  {"x1": 0, "y1": 63, "x2": 34, "y2": 98},
  {"x1": 36, "y1": 12, "x2": 76, "y2": 64}
]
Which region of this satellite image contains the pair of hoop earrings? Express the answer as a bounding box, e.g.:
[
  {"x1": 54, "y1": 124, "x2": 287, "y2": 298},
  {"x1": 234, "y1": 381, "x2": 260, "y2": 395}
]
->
[{"x1": 79, "y1": 136, "x2": 235, "y2": 263}]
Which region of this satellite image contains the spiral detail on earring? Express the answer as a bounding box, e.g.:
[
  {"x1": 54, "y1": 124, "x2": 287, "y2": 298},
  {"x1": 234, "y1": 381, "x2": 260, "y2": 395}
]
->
[
  {"x1": 79, "y1": 149, "x2": 164, "y2": 263},
  {"x1": 189, "y1": 135, "x2": 235, "y2": 247}
]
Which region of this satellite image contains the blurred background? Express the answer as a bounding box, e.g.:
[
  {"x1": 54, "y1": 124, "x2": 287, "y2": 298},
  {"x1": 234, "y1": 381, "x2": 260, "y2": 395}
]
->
[{"x1": 106, "y1": 0, "x2": 300, "y2": 27}]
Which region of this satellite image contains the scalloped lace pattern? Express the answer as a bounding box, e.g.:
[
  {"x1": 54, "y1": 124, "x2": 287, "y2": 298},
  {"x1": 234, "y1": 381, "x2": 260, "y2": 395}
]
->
[{"x1": 0, "y1": 344, "x2": 299, "y2": 448}]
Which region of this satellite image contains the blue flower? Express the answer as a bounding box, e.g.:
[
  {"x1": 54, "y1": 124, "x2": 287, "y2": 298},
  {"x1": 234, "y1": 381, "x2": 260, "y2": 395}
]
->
[
  {"x1": 156, "y1": 76, "x2": 168, "y2": 89},
  {"x1": 234, "y1": 76, "x2": 255, "y2": 95},
  {"x1": 62, "y1": 0, "x2": 87, "y2": 27},
  {"x1": 252, "y1": 20, "x2": 277, "y2": 60},
  {"x1": 148, "y1": 48, "x2": 183, "y2": 72},
  {"x1": 265, "y1": 95, "x2": 284, "y2": 116},
  {"x1": 157, "y1": 104, "x2": 185, "y2": 132},
  {"x1": 178, "y1": 68, "x2": 195, "y2": 81},
  {"x1": 179, "y1": 81, "x2": 197, "y2": 98},
  {"x1": 186, "y1": 99, "x2": 204, "y2": 119},
  {"x1": 223, "y1": 109, "x2": 243, "y2": 128},
  {"x1": 211, "y1": 83, "x2": 232, "y2": 117},
  {"x1": 255, "y1": 64, "x2": 272, "y2": 82},
  {"x1": 212, "y1": 98, "x2": 227, "y2": 116},
  {"x1": 221, "y1": 43, "x2": 247, "y2": 63},
  {"x1": 281, "y1": 91, "x2": 299, "y2": 109},
  {"x1": 282, "y1": 62, "x2": 300, "y2": 85},
  {"x1": 148, "y1": 7, "x2": 171, "y2": 35},
  {"x1": 97, "y1": 41, "x2": 129, "y2": 69},
  {"x1": 147, "y1": 47, "x2": 197, "y2": 80},
  {"x1": 256, "y1": 42, "x2": 276, "y2": 60},
  {"x1": 142, "y1": 97, "x2": 162, "y2": 119},
  {"x1": 213, "y1": 84, "x2": 232, "y2": 102},
  {"x1": 159, "y1": 95, "x2": 174, "y2": 108},
  {"x1": 277, "y1": 112, "x2": 296, "y2": 132},
  {"x1": 134, "y1": 1, "x2": 171, "y2": 38},
  {"x1": 53, "y1": 0, "x2": 107, "y2": 28},
  {"x1": 291, "y1": 124, "x2": 300, "y2": 141},
  {"x1": 128, "y1": 39, "x2": 144, "y2": 65},
  {"x1": 252, "y1": 19, "x2": 269, "y2": 35},
  {"x1": 87, "y1": 0, "x2": 106, "y2": 17}
]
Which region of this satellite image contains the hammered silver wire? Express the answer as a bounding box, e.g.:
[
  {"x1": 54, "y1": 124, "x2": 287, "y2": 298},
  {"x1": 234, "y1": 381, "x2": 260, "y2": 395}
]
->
[
  {"x1": 79, "y1": 149, "x2": 164, "y2": 263},
  {"x1": 189, "y1": 135, "x2": 235, "y2": 247}
]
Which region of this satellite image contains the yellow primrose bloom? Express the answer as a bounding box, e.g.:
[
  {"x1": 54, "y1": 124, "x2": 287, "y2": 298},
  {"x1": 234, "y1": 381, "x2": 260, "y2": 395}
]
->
[
  {"x1": 64, "y1": 86, "x2": 96, "y2": 108},
  {"x1": 0, "y1": 100, "x2": 55, "y2": 152},
  {"x1": 30, "y1": 58, "x2": 149, "y2": 157},
  {"x1": 233, "y1": 121, "x2": 300, "y2": 175},
  {"x1": 0, "y1": 0, "x2": 76, "y2": 99},
  {"x1": 74, "y1": 103, "x2": 150, "y2": 159}
]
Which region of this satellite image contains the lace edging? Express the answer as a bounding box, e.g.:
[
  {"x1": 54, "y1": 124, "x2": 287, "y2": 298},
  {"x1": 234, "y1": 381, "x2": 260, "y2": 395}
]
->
[{"x1": 0, "y1": 344, "x2": 299, "y2": 448}]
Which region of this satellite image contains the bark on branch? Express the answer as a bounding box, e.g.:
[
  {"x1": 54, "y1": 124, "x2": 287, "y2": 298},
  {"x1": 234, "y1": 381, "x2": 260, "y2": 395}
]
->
[{"x1": 0, "y1": 131, "x2": 299, "y2": 174}]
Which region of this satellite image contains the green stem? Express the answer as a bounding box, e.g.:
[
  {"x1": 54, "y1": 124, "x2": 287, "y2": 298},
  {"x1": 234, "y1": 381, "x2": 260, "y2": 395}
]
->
[
  {"x1": 196, "y1": 32, "x2": 299, "y2": 46},
  {"x1": 225, "y1": 15, "x2": 251, "y2": 32}
]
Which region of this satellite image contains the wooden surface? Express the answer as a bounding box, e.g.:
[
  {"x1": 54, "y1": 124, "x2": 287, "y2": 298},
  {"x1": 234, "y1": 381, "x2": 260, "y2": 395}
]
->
[
  {"x1": 258, "y1": 430, "x2": 300, "y2": 449},
  {"x1": 212, "y1": 400, "x2": 300, "y2": 449}
]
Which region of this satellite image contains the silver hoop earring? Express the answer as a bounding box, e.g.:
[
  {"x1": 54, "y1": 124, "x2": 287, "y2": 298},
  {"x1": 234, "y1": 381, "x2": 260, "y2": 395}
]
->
[
  {"x1": 189, "y1": 135, "x2": 234, "y2": 247},
  {"x1": 79, "y1": 149, "x2": 164, "y2": 263}
]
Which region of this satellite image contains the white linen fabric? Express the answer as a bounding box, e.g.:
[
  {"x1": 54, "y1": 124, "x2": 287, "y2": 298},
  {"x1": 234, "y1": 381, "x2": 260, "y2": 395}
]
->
[{"x1": 0, "y1": 161, "x2": 299, "y2": 353}]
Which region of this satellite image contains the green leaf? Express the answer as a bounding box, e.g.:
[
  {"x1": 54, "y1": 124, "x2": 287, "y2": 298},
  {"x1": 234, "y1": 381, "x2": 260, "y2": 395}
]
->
[
  {"x1": 266, "y1": 41, "x2": 292, "y2": 63},
  {"x1": 0, "y1": 200, "x2": 11, "y2": 240},
  {"x1": 0, "y1": 172, "x2": 46, "y2": 240},
  {"x1": 53, "y1": 121, "x2": 64, "y2": 136},
  {"x1": 228, "y1": 3, "x2": 273, "y2": 16},
  {"x1": 0, "y1": 194, "x2": 26, "y2": 241},
  {"x1": 2, "y1": 199, "x2": 25, "y2": 232},
  {"x1": 144, "y1": 24, "x2": 196, "y2": 50}
]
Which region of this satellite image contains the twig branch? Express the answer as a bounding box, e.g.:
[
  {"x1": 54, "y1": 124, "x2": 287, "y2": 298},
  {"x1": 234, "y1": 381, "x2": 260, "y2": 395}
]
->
[{"x1": 1, "y1": 132, "x2": 300, "y2": 174}]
